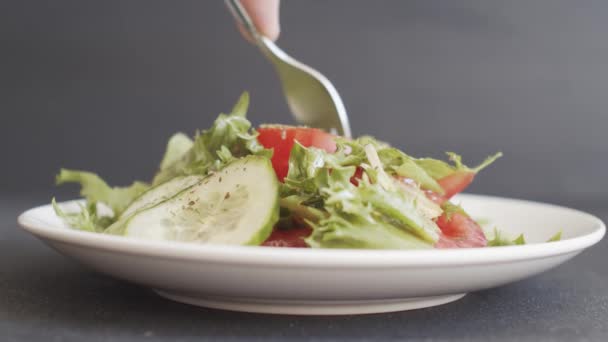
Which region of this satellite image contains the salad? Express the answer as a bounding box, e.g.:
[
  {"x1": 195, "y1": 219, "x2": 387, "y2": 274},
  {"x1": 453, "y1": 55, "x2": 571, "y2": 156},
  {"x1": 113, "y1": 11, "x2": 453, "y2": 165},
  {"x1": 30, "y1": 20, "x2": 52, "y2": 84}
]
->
[{"x1": 53, "y1": 92, "x2": 559, "y2": 249}]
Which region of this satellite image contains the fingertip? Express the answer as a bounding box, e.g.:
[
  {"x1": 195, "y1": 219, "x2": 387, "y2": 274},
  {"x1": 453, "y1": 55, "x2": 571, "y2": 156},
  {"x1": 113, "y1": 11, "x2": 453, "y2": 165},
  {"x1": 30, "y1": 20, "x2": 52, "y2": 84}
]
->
[
  {"x1": 265, "y1": 26, "x2": 281, "y2": 42},
  {"x1": 239, "y1": 0, "x2": 281, "y2": 42}
]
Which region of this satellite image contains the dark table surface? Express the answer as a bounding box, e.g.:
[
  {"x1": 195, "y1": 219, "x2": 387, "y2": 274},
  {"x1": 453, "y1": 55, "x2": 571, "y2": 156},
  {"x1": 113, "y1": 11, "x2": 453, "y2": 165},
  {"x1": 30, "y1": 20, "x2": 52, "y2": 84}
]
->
[{"x1": 1, "y1": 195, "x2": 607, "y2": 342}]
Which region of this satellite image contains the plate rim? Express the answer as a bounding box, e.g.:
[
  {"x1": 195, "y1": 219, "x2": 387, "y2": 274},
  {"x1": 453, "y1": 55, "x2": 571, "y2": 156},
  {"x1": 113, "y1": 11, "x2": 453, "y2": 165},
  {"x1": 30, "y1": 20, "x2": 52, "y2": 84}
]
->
[{"x1": 17, "y1": 194, "x2": 605, "y2": 268}]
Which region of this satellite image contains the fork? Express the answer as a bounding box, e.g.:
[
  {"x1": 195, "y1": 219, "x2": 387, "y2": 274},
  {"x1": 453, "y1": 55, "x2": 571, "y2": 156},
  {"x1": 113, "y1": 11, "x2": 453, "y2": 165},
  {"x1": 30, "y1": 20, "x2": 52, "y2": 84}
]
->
[{"x1": 224, "y1": 0, "x2": 352, "y2": 137}]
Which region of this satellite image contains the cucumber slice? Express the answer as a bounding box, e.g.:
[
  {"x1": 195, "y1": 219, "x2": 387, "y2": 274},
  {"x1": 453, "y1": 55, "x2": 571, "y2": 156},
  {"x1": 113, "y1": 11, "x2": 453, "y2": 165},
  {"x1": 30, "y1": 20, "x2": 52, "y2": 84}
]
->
[
  {"x1": 123, "y1": 156, "x2": 279, "y2": 246},
  {"x1": 105, "y1": 175, "x2": 204, "y2": 235},
  {"x1": 120, "y1": 175, "x2": 203, "y2": 219}
]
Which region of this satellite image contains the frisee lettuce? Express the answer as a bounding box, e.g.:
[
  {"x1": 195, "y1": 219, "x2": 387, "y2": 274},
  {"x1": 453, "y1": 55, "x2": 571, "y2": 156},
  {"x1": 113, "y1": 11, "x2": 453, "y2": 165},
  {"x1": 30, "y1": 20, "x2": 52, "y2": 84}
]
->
[
  {"x1": 152, "y1": 92, "x2": 271, "y2": 185},
  {"x1": 159, "y1": 133, "x2": 194, "y2": 171},
  {"x1": 415, "y1": 152, "x2": 503, "y2": 181},
  {"x1": 307, "y1": 211, "x2": 431, "y2": 249},
  {"x1": 547, "y1": 231, "x2": 563, "y2": 242},
  {"x1": 52, "y1": 198, "x2": 113, "y2": 232},
  {"x1": 487, "y1": 228, "x2": 562, "y2": 246},
  {"x1": 324, "y1": 175, "x2": 441, "y2": 243},
  {"x1": 487, "y1": 228, "x2": 526, "y2": 246},
  {"x1": 334, "y1": 137, "x2": 501, "y2": 195},
  {"x1": 55, "y1": 169, "x2": 149, "y2": 216},
  {"x1": 282, "y1": 142, "x2": 440, "y2": 248}
]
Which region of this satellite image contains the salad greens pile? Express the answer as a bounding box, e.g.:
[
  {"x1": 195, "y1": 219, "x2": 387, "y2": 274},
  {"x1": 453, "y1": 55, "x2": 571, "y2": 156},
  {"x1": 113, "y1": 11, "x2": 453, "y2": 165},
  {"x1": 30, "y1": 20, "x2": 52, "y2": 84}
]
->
[{"x1": 53, "y1": 92, "x2": 558, "y2": 249}]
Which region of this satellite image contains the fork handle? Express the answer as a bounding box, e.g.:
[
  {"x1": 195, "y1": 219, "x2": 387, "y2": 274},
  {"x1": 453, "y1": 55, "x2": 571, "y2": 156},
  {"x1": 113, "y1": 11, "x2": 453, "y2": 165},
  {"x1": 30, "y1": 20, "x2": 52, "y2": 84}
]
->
[
  {"x1": 224, "y1": 0, "x2": 263, "y2": 42},
  {"x1": 224, "y1": 0, "x2": 281, "y2": 62}
]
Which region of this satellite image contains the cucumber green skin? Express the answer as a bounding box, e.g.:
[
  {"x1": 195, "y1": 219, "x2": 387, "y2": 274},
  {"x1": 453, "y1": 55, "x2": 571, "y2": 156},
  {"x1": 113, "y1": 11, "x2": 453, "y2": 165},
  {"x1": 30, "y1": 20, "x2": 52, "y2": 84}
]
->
[
  {"x1": 107, "y1": 156, "x2": 280, "y2": 246},
  {"x1": 227, "y1": 156, "x2": 279, "y2": 246},
  {"x1": 243, "y1": 191, "x2": 278, "y2": 246},
  {"x1": 104, "y1": 220, "x2": 127, "y2": 236},
  {"x1": 243, "y1": 157, "x2": 279, "y2": 246}
]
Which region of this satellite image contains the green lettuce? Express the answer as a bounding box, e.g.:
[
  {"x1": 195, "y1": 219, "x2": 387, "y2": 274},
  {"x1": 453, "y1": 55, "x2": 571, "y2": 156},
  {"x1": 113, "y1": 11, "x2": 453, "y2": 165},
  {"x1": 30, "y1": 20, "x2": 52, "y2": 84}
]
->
[
  {"x1": 282, "y1": 142, "x2": 439, "y2": 249},
  {"x1": 487, "y1": 228, "x2": 562, "y2": 246},
  {"x1": 307, "y1": 211, "x2": 431, "y2": 249},
  {"x1": 378, "y1": 148, "x2": 443, "y2": 193},
  {"x1": 152, "y1": 92, "x2": 271, "y2": 185},
  {"x1": 547, "y1": 231, "x2": 562, "y2": 242},
  {"x1": 282, "y1": 142, "x2": 330, "y2": 198},
  {"x1": 334, "y1": 137, "x2": 501, "y2": 195},
  {"x1": 55, "y1": 169, "x2": 149, "y2": 216},
  {"x1": 159, "y1": 133, "x2": 194, "y2": 171},
  {"x1": 415, "y1": 152, "x2": 503, "y2": 180},
  {"x1": 306, "y1": 175, "x2": 435, "y2": 249},
  {"x1": 487, "y1": 228, "x2": 526, "y2": 247},
  {"x1": 52, "y1": 198, "x2": 114, "y2": 232}
]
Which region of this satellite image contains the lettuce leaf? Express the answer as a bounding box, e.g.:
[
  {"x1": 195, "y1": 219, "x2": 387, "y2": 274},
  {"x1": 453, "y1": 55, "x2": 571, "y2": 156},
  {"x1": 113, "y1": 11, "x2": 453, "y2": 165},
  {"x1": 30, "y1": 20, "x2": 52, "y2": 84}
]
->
[
  {"x1": 325, "y1": 176, "x2": 440, "y2": 243},
  {"x1": 488, "y1": 228, "x2": 562, "y2": 246},
  {"x1": 547, "y1": 231, "x2": 562, "y2": 242},
  {"x1": 378, "y1": 148, "x2": 444, "y2": 193},
  {"x1": 279, "y1": 195, "x2": 327, "y2": 222},
  {"x1": 282, "y1": 142, "x2": 439, "y2": 248},
  {"x1": 487, "y1": 228, "x2": 526, "y2": 246},
  {"x1": 282, "y1": 141, "x2": 330, "y2": 198},
  {"x1": 415, "y1": 152, "x2": 503, "y2": 180},
  {"x1": 52, "y1": 198, "x2": 114, "y2": 232},
  {"x1": 159, "y1": 133, "x2": 194, "y2": 171},
  {"x1": 307, "y1": 211, "x2": 431, "y2": 249},
  {"x1": 306, "y1": 176, "x2": 435, "y2": 249},
  {"x1": 55, "y1": 169, "x2": 149, "y2": 216},
  {"x1": 152, "y1": 92, "x2": 271, "y2": 185},
  {"x1": 332, "y1": 137, "x2": 501, "y2": 195},
  {"x1": 332, "y1": 137, "x2": 440, "y2": 193}
]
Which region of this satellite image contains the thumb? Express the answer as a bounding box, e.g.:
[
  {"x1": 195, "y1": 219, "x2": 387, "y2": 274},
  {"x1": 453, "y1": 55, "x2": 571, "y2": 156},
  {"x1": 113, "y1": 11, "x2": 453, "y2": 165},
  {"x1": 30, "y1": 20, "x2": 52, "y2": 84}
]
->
[{"x1": 237, "y1": 0, "x2": 281, "y2": 42}]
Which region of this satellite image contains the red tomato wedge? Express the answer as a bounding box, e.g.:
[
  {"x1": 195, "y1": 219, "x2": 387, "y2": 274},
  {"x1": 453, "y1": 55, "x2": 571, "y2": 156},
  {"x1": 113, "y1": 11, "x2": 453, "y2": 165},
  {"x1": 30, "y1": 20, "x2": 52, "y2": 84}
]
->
[
  {"x1": 257, "y1": 125, "x2": 337, "y2": 181},
  {"x1": 437, "y1": 171, "x2": 475, "y2": 199},
  {"x1": 434, "y1": 212, "x2": 487, "y2": 248},
  {"x1": 350, "y1": 166, "x2": 364, "y2": 186},
  {"x1": 262, "y1": 227, "x2": 312, "y2": 248}
]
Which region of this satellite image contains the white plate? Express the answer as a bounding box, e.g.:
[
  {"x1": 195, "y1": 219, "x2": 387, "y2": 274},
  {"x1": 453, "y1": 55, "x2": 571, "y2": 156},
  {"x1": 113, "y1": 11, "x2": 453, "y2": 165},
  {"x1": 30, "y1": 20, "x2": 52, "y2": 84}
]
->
[{"x1": 18, "y1": 194, "x2": 604, "y2": 315}]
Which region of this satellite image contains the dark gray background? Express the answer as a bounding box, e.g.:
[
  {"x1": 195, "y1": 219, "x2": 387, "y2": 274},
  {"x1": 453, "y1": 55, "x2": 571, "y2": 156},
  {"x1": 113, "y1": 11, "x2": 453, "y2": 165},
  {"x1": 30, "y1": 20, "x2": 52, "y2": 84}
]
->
[
  {"x1": 2, "y1": 0, "x2": 607, "y2": 202},
  {"x1": 2, "y1": 2, "x2": 608, "y2": 341}
]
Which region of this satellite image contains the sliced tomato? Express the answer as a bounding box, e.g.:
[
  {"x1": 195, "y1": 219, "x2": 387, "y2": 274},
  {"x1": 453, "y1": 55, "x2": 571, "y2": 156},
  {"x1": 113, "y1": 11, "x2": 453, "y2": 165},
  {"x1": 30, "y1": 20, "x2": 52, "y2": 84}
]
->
[
  {"x1": 262, "y1": 226, "x2": 312, "y2": 248},
  {"x1": 434, "y1": 212, "x2": 487, "y2": 248},
  {"x1": 350, "y1": 166, "x2": 364, "y2": 186},
  {"x1": 257, "y1": 125, "x2": 337, "y2": 181},
  {"x1": 437, "y1": 171, "x2": 475, "y2": 199}
]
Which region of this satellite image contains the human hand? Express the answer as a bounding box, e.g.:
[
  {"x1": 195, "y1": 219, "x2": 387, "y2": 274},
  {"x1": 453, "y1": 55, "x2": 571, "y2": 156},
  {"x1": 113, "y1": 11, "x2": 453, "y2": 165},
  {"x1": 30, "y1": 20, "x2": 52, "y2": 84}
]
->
[{"x1": 234, "y1": 0, "x2": 280, "y2": 42}]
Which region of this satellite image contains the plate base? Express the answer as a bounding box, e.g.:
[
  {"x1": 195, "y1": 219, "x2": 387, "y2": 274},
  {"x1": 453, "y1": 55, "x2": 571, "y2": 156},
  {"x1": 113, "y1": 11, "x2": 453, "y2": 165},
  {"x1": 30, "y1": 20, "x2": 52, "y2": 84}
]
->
[{"x1": 154, "y1": 290, "x2": 466, "y2": 315}]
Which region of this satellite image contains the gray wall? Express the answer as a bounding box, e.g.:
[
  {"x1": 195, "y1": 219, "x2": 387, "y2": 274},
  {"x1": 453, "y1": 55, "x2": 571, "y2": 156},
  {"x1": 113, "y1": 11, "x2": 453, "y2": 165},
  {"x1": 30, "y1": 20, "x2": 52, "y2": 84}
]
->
[{"x1": 2, "y1": 0, "x2": 607, "y2": 203}]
